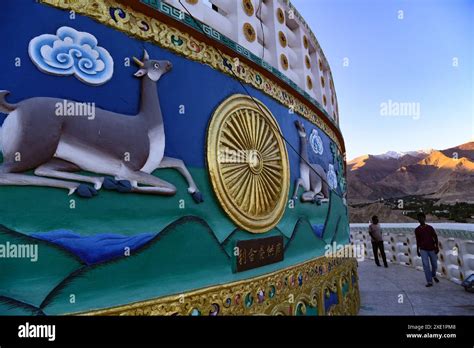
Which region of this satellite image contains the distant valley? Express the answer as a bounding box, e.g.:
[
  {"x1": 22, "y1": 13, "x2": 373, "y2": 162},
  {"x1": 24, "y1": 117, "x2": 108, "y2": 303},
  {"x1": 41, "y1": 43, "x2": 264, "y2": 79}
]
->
[{"x1": 347, "y1": 142, "x2": 474, "y2": 223}]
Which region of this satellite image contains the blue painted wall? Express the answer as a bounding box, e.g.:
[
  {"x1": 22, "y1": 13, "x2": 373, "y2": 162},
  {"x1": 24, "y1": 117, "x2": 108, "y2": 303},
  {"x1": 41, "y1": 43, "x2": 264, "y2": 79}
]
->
[{"x1": 0, "y1": 0, "x2": 339, "y2": 182}]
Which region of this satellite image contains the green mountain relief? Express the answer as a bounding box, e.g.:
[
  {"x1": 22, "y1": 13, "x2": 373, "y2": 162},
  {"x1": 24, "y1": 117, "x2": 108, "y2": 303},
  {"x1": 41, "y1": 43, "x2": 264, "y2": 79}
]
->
[
  {"x1": 0, "y1": 167, "x2": 235, "y2": 242},
  {"x1": 0, "y1": 166, "x2": 331, "y2": 242},
  {"x1": 0, "y1": 163, "x2": 348, "y2": 315},
  {"x1": 41, "y1": 213, "x2": 337, "y2": 315},
  {"x1": 0, "y1": 226, "x2": 83, "y2": 309}
]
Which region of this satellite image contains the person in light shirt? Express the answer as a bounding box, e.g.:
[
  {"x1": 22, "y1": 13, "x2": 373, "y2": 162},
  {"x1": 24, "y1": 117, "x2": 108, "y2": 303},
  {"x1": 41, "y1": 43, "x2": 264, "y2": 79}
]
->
[{"x1": 368, "y1": 215, "x2": 388, "y2": 268}]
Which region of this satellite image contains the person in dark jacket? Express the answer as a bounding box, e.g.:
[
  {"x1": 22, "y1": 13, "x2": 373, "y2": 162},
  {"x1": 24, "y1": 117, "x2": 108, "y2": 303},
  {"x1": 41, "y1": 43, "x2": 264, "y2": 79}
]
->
[
  {"x1": 368, "y1": 215, "x2": 388, "y2": 267},
  {"x1": 415, "y1": 212, "x2": 440, "y2": 287}
]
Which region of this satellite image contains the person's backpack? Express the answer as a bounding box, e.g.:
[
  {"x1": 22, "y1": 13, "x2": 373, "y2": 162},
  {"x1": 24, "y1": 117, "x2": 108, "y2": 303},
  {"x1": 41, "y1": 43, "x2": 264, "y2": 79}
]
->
[{"x1": 461, "y1": 274, "x2": 474, "y2": 293}]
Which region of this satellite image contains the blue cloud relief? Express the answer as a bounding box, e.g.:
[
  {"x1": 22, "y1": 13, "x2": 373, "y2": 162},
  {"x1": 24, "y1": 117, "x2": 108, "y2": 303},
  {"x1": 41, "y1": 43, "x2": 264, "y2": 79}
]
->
[
  {"x1": 309, "y1": 129, "x2": 324, "y2": 155},
  {"x1": 28, "y1": 26, "x2": 114, "y2": 85},
  {"x1": 327, "y1": 164, "x2": 338, "y2": 190}
]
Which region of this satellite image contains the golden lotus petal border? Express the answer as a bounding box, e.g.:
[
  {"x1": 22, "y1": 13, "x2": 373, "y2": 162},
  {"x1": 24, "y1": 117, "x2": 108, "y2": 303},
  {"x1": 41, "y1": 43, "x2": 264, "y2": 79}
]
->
[
  {"x1": 39, "y1": 0, "x2": 344, "y2": 154},
  {"x1": 75, "y1": 257, "x2": 360, "y2": 316}
]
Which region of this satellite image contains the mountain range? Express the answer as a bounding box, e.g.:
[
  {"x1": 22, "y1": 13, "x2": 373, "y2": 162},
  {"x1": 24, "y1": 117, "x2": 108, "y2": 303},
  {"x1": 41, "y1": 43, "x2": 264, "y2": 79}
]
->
[{"x1": 347, "y1": 142, "x2": 474, "y2": 205}]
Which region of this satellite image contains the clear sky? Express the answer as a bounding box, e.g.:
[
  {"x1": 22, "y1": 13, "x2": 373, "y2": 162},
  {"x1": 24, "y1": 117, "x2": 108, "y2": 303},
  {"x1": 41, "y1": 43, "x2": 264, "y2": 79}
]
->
[{"x1": 292, "y1": 0, "x2": 474, "y2": 160}]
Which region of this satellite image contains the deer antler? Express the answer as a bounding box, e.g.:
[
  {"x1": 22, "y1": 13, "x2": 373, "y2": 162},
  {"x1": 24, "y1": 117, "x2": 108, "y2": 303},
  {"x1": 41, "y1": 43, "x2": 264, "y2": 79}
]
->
[{"x1": 133, "y1": 56, "x2": 144, "y2": 67}]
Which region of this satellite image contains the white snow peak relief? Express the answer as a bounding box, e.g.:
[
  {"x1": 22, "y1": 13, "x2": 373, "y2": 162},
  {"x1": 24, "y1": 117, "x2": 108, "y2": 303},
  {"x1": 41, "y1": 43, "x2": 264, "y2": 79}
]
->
[
  {"x1": 18, "y1": 322, "x2": 56, "y2": 341},
  {"x1": 0, "y1": 242, "x2": 38, "y2": 262}
]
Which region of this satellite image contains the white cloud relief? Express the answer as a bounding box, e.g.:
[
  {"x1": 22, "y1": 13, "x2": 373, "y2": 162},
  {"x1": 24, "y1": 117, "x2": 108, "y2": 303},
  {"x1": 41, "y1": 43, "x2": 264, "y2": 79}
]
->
[{"x1": 28, "y1": 26, "x2": 114, "y2": 86}]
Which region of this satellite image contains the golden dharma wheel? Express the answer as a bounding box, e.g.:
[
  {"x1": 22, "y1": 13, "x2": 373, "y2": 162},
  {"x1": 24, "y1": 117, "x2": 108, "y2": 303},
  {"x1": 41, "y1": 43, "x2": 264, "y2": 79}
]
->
[
  {"x1": 278, "y1": 31, "x2": 287, "y2": 48},
  {"x1": 243, "y1": 23, "x2": 256, "y2": 42},
  {"x1": 207, "y1": 95, "x2": 290, "y2": 233},
  {"x1": 276, "y1": 8, "x2": 285, "y2": 24},
  {"x1": 242, "y1": 0, "x2": 255, "y2": 16},
  {"x1": 280, "y1": 54, "x2": 289, "y2": 70},
  {"x1": 303, "y1": 35, "x2": 309, "y2": 49}
]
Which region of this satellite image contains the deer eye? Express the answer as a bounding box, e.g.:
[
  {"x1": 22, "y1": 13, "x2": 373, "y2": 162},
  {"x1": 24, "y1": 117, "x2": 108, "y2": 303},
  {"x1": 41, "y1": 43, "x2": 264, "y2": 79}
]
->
[{"x1": 154, "y1": 63, "x2": 160, "y2": 69}]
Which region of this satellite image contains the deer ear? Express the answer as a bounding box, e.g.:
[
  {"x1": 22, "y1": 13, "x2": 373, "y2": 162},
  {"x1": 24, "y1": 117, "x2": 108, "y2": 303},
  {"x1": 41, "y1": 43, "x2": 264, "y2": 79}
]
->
[
  {"x1": 147, "y1": 69, "x2": 161, "y2": 82},
  {"x1": 134, "y1": 68, "x2": 146, "y2": 77},
  {"x1": 143, "y1": 49, "x2": 150, "y2": 61}
]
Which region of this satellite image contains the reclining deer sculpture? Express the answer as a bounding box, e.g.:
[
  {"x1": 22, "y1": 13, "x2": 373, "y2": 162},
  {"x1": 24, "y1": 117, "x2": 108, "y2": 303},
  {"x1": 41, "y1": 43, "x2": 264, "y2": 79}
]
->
[{"x1": 0, "y1": 50, "x2": 203, "y2": 202}]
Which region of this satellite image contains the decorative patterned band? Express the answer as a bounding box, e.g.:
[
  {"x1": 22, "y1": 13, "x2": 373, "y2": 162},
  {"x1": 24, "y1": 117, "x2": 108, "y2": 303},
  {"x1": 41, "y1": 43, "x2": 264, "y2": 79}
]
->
[
  {"x1": 75, "y1": 257, "x2": 360, "y2": 316},
  {"x1": 39, "y1": 0, "x2": 344, "y2": 153}
]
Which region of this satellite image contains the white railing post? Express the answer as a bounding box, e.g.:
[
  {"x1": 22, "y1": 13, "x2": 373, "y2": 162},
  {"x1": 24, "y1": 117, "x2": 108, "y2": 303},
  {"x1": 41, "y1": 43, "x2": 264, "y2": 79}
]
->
[{"x1": 350, "y1": 224, "x2": 474, "y2": 285}]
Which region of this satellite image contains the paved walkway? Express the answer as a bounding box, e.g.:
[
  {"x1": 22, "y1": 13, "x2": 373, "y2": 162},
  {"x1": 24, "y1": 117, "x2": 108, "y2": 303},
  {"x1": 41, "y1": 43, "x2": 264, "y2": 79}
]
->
[{"x1": 357, "y1": 261, "x2": 474, "y2": 315}]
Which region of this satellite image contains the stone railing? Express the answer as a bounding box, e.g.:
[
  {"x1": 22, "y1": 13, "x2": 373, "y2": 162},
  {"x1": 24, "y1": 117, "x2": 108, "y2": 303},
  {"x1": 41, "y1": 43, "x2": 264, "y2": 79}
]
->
[
  {"x1": 160, "y1": 0, "x2": 339, "y2": 123},
  {"x1": 350, "y1": 223, "x2": 474, "y2": 285}
]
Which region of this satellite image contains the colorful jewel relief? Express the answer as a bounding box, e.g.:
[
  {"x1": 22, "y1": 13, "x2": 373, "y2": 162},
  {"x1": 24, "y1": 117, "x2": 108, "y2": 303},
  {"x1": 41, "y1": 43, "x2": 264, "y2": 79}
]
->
[{"x1": 75, "y1": 257, "x2": 358, "y2": 316}]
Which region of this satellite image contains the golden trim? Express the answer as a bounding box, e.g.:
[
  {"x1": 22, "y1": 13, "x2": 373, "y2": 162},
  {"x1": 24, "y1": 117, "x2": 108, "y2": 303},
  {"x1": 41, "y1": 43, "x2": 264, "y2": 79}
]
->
[
  {"x1": 76, "y1": 257, "x2": 360, "y2": 316},
  {"x1": 307, "y1": 76, "x2": 313, "y2": 90},
  {"x1": 206, "y1": 94, "x2": 290, "y2": 233},
  {"x1": 305, "y1": 55, "x2": 311, "y2": 69},
  {"x1": 39, "y1": 0, "x2": 343, "y2": 153}
]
